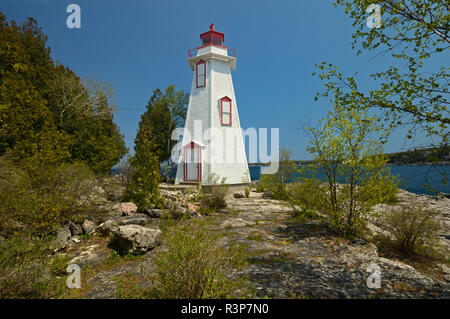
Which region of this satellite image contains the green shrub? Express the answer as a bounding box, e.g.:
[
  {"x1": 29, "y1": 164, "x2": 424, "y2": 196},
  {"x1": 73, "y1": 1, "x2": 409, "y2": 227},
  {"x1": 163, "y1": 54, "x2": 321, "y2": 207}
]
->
[
  {"x1": 162, "y1": 201, "x2": 191, "y2": 220},
  {"x1": 199, "y1": 174, "x2": 229, "y2": 214},
  {"x1": 244, "y1": 187, "x2": 250, "y2": 198},
  {"x1": 123, "y1": 126, "x2": 161, "y2": 211},
  {"x1": 258, "y1": 174, "x2": 288, "y2": 200},
  {"x1": 359, "y1": 170, "x2": 399, "y2": 205},
  {"x1": 288, "y1": 179, "x2": 327, "y2": 219},
  {"x1": 379, "y1": 205, "x2": 441, "y2": 254},
  {"x1": 147, "y1": 222, "x2": 247, "y2": 298},
  {"x1": 256, "y1": 181, "x2": 265, "y2": 193},
  {"x1": 0, "y1": 238, "x2": 65, "y2": 298},
  {"x1": 0, "y1": 157, "x2": 102, "y2": 236}
]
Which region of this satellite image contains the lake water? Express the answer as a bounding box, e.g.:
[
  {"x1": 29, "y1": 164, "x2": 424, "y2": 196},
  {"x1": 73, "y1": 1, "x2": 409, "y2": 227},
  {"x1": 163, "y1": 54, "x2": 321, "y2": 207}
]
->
[{"x1": 249, "y1": 165, "x2": 450, "y2": 195}]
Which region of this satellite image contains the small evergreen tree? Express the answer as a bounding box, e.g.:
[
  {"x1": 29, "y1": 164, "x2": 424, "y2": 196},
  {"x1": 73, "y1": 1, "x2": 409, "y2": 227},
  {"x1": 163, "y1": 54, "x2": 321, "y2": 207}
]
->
[{"x1": 123, "y1": 115, "x2": 161, "y2": 210}]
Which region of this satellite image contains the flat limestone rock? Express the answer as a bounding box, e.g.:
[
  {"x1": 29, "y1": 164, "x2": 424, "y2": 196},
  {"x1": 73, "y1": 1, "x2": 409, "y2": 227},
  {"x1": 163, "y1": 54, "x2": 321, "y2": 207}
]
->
[{"x1": 221, "y1": 218, "x2": 256, "y2": 228}]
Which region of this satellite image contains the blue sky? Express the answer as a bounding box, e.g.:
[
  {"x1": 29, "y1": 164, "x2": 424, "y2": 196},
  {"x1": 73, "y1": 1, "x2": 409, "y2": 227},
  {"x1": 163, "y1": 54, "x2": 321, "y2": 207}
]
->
[{"x1": 1, "y1": 0, "x2": 447, "y2": 160}]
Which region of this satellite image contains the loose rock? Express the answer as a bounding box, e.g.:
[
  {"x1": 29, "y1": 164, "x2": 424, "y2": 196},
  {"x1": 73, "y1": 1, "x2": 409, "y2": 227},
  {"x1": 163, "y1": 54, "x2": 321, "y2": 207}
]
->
[
  {"x1": 262, "y1": 191, "x2": 274, "y2": 199},
  {"x1": 82, "y1": 220, "x2": 97, "y2": 234},
  {"x1": 112, "y1": 225, "x2": 162, "y2": 255},
  {"x1": 68, "y1": 221, "x2": 83, "y2": 236},
  {"x1": 112, "y1": 202, "x2": 138, "y2": 216},
  {"x1": 98, "y1": 220, "x2": 119, "y2": 236},
  {"x1": 51, "y1": 225, "x2": 72, "y2": 251},
  {"x1": 144, "y1": 208, "x2": 163, "y2": 218}
]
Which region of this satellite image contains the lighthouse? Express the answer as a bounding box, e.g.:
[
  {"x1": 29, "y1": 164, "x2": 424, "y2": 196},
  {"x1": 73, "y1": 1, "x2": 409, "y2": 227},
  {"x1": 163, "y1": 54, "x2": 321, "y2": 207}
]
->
[{"x1": 175, "y1": 24, "x2": 250, "y2": 185}]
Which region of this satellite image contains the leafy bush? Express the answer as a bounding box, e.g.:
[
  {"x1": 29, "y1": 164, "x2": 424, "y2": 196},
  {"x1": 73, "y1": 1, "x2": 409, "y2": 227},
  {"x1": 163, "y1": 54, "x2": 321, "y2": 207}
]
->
[
  {"x1": 199, "y1": 174, "x2": 229, "y2": 214},
  {"x1": 359, "y1": 169, "x2": 399, "y2": 205},
  {"x1": 0, "y1": 238, "x2": 65, "y2": 298},
  {"x1": 288, "y1": 178, "x2": 328, "y2": 220},
  {"x1": 257, "y1": 174, "x2": 288, "y2": 200},
  {"x1": 0, "y1": 157, "x2": 101, "y2": 236},
  {"x1": 255, "y1": 181, "x2": 265, "y2": 193},
  {"x1": 162, "y1": 200, "x2": 191, "y2": 220},
  {"x1": 244, "y1": 187, "x2": 250, "y2": 198},
  {"x1": 147, "y1": 222, "x2": 247, "y2": 298},
  {"x1": 379, "y1": 205, "x2": 441, "y2": 254}
]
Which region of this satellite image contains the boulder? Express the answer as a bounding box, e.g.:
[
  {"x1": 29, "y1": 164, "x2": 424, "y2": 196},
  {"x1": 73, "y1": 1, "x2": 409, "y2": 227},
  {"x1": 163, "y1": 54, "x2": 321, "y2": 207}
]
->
[
  {"x1": 262, "y1": 191, "x2": 274, "y2": 199},
  {"x1": 98, "y1": 220, "x2": 119, "y2": 236},
  {"x1": 112, "y1": 225, "x2": 161, "y2": 255},
  {"x1": 51, "y1": 224, "x2": 72, "y2": 251},
  {"x1": 82, "y1": 220, "x2": 97, "y2": 234},
  {"x1": 117, "y1": 214, "x2": 150, "y2": 226},
  {"x1": 144, "y1": 208, "x2": 163, "y2": 218},
  {"x1": 234, "y1": 192, "x2": 245, "y2": 199},
  {"x1": 68, "y1": 221, "x2": 83, "y2": 236},
  {"x1": 112, "y1": 202, "x2": 137, "y2": 216}
]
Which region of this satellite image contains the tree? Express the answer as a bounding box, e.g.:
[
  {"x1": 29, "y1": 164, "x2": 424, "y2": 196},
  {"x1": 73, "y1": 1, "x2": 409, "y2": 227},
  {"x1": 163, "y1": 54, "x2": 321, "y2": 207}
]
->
[
  {"x1": 143, "y1": 85, "x2": 189, "y2": 163},
  {"x1": 46, "y1": 66, "x2": 127, "y2": 174},
  {"x1": 314, "y1": 0, "x2": 449, "y2": 145},
  {"x1": 0, "y1": 15, "x2": 66, "y2": 165},
  {"x1": 306, "y1": 104, "x2": 392, "y2": 238},
  {"x1": 123, "y1": 115, "x2": 161, "y2": 211},
  {"x1": 145, "y1": 94, "x2": 174, "y2": 162},
  {"x1": 0, "y1": 12, "x2": 127, "y2": 174}
]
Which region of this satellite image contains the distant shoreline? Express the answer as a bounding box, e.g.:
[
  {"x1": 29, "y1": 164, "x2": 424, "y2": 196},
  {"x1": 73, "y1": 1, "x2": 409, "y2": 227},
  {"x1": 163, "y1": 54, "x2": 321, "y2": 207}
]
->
[{"x1": 248, "y1": 161, "x2": 450, "y2": 167}]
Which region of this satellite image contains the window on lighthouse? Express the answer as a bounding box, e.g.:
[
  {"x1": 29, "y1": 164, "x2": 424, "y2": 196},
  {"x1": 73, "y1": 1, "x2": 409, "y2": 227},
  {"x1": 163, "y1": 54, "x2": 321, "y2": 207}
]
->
[
  {"x1": 196, "y1": 60, "x2": 206, "y2": 88},
  {"x1": 220, "y1": 97, "x2": 232, "y2": 126}
]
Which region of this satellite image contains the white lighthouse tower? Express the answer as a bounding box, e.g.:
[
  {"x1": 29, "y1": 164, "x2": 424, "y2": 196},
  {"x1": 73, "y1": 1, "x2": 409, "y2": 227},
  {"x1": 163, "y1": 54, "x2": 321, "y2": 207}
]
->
[{"x1": 175, "y1": 24, "x2": 250, "y2": 185}]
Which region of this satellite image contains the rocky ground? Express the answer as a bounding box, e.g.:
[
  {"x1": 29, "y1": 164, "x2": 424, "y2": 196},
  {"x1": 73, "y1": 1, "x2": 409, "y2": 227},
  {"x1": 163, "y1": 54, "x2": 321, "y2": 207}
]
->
[{"x1": 54, "y1": 185, "x2": 450, "y2": 299}]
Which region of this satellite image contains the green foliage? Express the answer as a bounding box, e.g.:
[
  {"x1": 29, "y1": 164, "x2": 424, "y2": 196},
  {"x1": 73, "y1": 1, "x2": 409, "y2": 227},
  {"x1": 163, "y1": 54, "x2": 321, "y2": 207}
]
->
[
  {"x1": 288, "y1": 178, "x2": 327, "y2": 220},
  {"x1": 143, "y1": 86, "x2": 189, "y2": 164},
  {"x1": 379, "y1": 205, "x2": 441, "y2": 254},
  {"x1": 123, "y1": 106, "x2": 161, "y2": 211},
  {"x1": 255, "y1": 180, "x2": 265, "y2": 193},
  {"x1": 306, "y1": 105, "x2": 394, "y2": 238},
  {"x1": 47, "y1": 67, "x2": 127, "y2": 174},
  {"x1": 244, "y1": 187, "x2": 250, "y2": 198},
  {"x1": 0, "y1": 237, "x2": 65, "y2": 298},
  {"x1": 387, "y1": 145, "x2": 450, "y2": 164},
  {"x1": 147, "y1": 222, "x2": 247, "y2": 298},
  {"x1": 258, "y1": 174, "x2": 288, "y2": 199},
  {"x1": 199, "y1": 174, "x2": 229, "y2": 214},
  {"x1": 123, "y1": 151, "x2": 161, "y2": 212},
  {"x1": 359, "y1": 167, "x2": 399, "y2": 205},
  {"x1": 256, "y1": 147, "x2": 297, "y2": 200},
  {"x1": 315, "y1": 1, "x2": 449, "y2": 148},
  {"x1": 0, "y1": 155, "x2": 101, "y2": 236},
  {"x1": 162, "y1": 201, "x2": 191, "y2": 220},
  {"x1": 0, "y1": 13, "x2": 126, "y2": 174}
]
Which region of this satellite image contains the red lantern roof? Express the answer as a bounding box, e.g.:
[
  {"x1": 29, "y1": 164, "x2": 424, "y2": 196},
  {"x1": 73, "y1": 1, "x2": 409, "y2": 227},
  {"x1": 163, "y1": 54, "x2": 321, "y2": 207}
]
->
[{"x1": 199, "y1": 23, "x2": 225, "y2": 47}]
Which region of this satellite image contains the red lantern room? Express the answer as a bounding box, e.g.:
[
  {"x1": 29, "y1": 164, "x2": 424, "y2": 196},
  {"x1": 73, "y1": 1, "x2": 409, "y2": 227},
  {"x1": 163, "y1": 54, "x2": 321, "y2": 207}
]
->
[{"x1": 200, "y1": 23, "x2": 224, "y2": 47}]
